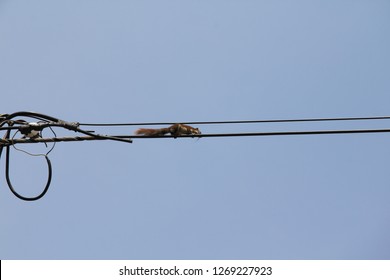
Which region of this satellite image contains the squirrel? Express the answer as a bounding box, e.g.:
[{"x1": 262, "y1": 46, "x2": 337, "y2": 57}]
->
[{"x1": 135, "y1": 123, "x2": 201, "y2": 138}]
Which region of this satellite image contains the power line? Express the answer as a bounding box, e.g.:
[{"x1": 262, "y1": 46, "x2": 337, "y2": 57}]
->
[
  {"x1": 2, "y1": 127, "x2": 390, "y2": 146},
  {"x1": 78, "y1": 115, "x2": 390, "y2": 127},
  {"x1": 2, "y1": 111, "x2": 390, "y2": 202}
]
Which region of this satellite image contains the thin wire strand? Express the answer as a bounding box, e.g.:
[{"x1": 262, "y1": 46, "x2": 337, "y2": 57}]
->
[
  {"x1": 10, "y1": 124, "x2": 57, "y2": 157},
  {"x1": 78, "y1": 115, "x2": 390, "y2": 127}
]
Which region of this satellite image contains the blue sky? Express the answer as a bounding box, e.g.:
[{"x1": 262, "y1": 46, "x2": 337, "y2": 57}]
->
[{"x1": 1, "y1": 0, "x2": 390, "y2": 259}]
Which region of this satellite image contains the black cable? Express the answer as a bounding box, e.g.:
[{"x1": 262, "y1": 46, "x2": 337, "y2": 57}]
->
[
  {"x1": 5, "y1": 144, "x2": 52, "y2": 201},
  {"x1": 0, "y1": 111, "x2": 133, "y2": 201},
  {"x1": 72, "y1": 126, "x2": 133, "y2": 144},
  {"x1": 0, "y1": 126, "x2": 23, "y2": 131},
  {"x1": 78, "y1": 115, "x2": 390, "y2": 127},
  {"x1": 2, "y1": 127, "x2": 390, "y2": 145},
  {"x1": 0, "y1": 111, "x2": 61, "y2": 127},
  {"x1": 0, "y1": 111, "x2": 132, "y2": 144}
]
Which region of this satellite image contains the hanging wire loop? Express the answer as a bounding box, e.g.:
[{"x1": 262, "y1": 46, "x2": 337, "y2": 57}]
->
[
  {"x1": 5, "y1": 144, "x2": 52, "y2": 201},
  {"x1": 0, "y1": 112, "x2": 58, "y2": 201}
]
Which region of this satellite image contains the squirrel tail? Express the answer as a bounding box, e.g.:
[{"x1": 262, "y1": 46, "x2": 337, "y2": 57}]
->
[{"x1": 135, "y1": 128, "x2": 168, "y2": 136}]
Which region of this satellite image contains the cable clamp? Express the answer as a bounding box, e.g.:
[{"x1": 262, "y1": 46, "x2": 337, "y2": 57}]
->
[{"x1": 57, "y1": 120, "x2": 80, "y2": 131}]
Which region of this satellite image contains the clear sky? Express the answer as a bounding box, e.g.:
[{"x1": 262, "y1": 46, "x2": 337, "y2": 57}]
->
[{"x1": 1, "y1": 0, "x2": 390, "y2": 259}]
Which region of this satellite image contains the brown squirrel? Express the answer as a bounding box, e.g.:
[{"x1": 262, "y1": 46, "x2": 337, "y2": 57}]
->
[{"x1": 135, "y1": 123, "x2": 201, "y2": 138}]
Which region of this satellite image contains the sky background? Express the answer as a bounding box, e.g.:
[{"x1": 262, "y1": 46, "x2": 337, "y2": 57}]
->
[{"x1": 1, "y1": 0, "x2": 390, "y2": 259}]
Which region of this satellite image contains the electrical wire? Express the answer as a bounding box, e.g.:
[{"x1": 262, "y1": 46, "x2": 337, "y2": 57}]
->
[
  {"x1": 2, "y1": 111, "x2": 390, "y2": 202},
  {"x1": 2, "y1": 127, "x2": 390, "y2": 146},
  {"x1": 78, "y1": 115, "x2": 390, "y2": 127},
  {"x1": 5, "y1": 143, "x2": 52, "y2": 201},
  {"x1": 4, "y1": 127, "x2": 57, "y2": 201}
]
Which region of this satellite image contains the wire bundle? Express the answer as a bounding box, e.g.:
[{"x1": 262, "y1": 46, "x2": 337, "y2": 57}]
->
[
  {"x1": 2, "y1": 111, "x2": 390, "y2": 201},
  {"x1": 0, "y1": 111, "x2": 132, "y2": 201}
]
